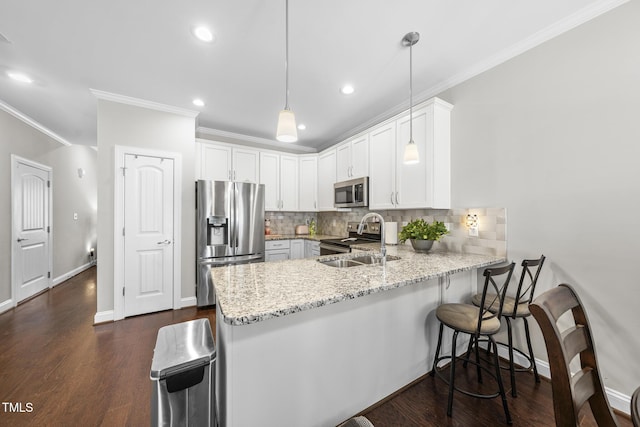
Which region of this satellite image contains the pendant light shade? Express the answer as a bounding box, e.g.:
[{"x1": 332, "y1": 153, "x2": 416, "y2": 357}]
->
[
  {"x1": 403, "y1": 139, "x2": 419, "y2": 164},
  {"x1": 402, "y1": 31, "x2": 420, "y2": 164},
  {"x1": 276, "y1": 109, "x2": 297, "y2": 142},
  {"x1": 276, "y1": 0, "x2": 298, "y2": 143}
]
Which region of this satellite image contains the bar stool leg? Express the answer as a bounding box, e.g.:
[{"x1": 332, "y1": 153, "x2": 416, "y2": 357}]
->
[
  {"x1": 523, "y1": 317, "x2": 540, "y2": 383},
  {"x1": 505, "y1": 317, "x2": 517, "y2": 397},
  {"x1": 431, "y1": 322, "x2": 444, "y2": 376},
  {"x1": 490, "y1": 336, "x2": 512, "y2": 425},
  {"x1": 447, "y1": 330, "x2": 459, "y2": 417},
  {"x1": 474, "y1": 333, "x2": 483, "y2": 383}
]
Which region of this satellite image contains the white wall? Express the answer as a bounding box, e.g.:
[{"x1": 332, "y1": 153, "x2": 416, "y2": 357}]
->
[
  {"x1": 96, "y1": 99, "x2": 196, "y2": 315},
  {"x1": 0, "y1": 108, "x2": 97, "y2": 304},
  {"x1": 439, "y1": 0, "x2": 640, "y2": 396}
]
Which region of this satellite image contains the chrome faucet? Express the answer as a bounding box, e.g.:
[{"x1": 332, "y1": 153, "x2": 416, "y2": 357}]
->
[{"x1": 357, "y1": 212, "x2": 386, "y2": 263}]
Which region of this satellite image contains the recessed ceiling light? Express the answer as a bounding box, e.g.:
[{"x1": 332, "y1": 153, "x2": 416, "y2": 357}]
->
[
  {"x1": 340, "y1": 85, "x2": 355, "y2": 95},
  {"x1": 193, "y1": 98, "x2": 205, "y2": 107},
  {"x1": 297, "y1": 124, "x2": 306, "y2": 130},
  {"x1": 7, "y1": 71, "x2": 33, "y2": 84},
  {"x1": 193, "y1": 26, "x2": 214, "y2": 43}
]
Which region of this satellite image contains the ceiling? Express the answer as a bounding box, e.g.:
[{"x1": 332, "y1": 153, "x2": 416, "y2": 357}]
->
[{"x1": 0, "y1": 0, "x2": 627, "y2": 152}]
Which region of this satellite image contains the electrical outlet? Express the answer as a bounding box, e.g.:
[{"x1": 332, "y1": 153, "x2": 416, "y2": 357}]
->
[
  {"x1": 469, "y1": 226, "x2": 478, "y2": 237},
  {"x1": 73, "y1": 212, "x2": 78, "y2": 220}
]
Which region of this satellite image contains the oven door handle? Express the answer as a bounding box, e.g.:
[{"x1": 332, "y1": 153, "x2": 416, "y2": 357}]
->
[{"x1": 319, "y1": 243, "x2": 352, "y2": 254}]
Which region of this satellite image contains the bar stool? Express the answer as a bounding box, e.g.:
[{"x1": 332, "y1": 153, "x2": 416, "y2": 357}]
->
[
  {"x1": 431, "y1": 262, "x2": 515, "y2": 425},
  {"x1": 471, "y1": 255, "x2": 545, "y2": 397}
]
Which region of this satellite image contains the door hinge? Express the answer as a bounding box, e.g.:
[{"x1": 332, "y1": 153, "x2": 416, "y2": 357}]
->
[
  {"x1": 47, "y1": 226, "x2": 50, "y2": 233},
  {"x1": 47, "y1": 180, "x2": 51, "y2": 188},
  {"x1": 122, "y1": 227, "x2": 125, "y2": 236},
  {"x1": 121, "y1": 167, "x2": 127, "y2": 176},
  {"x1": 48, "y1": 272, "x2": 51, "y2": 278},
  {"x1": 122, "y1": 287, "x2": 125, "y2": 296}
]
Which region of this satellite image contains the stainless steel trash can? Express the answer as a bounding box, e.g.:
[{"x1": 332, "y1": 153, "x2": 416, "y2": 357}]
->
[{"x1": 150, "y1": 318, "x2": 216, "y2": 427}]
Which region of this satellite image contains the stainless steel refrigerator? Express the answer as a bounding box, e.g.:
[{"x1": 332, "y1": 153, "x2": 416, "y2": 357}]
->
[{"x1": 196, "y1": 180, "x2": 265, "y2": 307}]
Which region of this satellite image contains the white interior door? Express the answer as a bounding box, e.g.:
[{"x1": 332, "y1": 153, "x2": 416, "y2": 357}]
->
[
  {"x1": 11, "y1": 156, "x2": 51, "y2": 303},
  {"x1": 123, "y1": 154, "x2": 174, "y2": 317}
]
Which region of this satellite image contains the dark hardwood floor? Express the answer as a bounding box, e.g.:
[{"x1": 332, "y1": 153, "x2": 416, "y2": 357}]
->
[{"x1": 0, "y1": 267, "x2": 632, "y2": 426}]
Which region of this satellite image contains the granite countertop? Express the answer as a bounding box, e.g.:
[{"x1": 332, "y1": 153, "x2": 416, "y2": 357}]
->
[
  {"x1": 212, "y1": 244, "x2": 506, "y2": 326},
  {"x1": 265, "y1": 234, "x2": 338, "y2": 242}
]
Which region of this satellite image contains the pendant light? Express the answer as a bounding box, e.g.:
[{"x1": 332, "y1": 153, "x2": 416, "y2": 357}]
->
[
  {"x1": 402, "y1": 32, "x2": 420, "y2": 164},
  {"x1": 276, "y1": 0, "x2": 298, "y2": 142}
]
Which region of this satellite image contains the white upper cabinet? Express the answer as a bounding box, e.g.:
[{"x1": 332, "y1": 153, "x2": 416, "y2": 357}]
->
[
  {"x1": 369, "y1": 98, "x2": 452, "y2": 210},
  {"x1": 335, "y1": 135, "x2": 369, "y2": 182},
  {"x1": 280, "y1": 155, "x2": 299, "y2": 211},
  {"x1": 197, "y1": 140, "x2": 259, "y2": 183},
  {"x1": 197, "y1": 142, "x2": 232, "y2": 181},
  {"x1": 232, "y1": 147, "x2": 260, "y2": 183},
  {"x1": 368, "y1": 122, "x2": 397, "y2": 210},
  {"x1": 260, "y1": 152, "x2": 299, "y2": 211},
  {"x1": 299, "y1": 155, "x2": 318, "y2": 211},
  {"x1": 317, "y1": 149, "x2": 337, "y2": 211}
]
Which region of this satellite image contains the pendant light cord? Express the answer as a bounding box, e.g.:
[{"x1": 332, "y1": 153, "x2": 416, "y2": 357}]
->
[
  {"x1": 409, "y1": 40, "x2": 413, "y2": 142},
  {"x1": 284, "y1": 0, "x2": 290, "y2": 110},
  {"x1": 409, "y1": 43, "x2": 413, "y2": 143}
]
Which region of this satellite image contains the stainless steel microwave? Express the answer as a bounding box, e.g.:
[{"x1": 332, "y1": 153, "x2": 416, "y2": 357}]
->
[{"x1": 334, "y1": 177, "x2": 368, "y2": 208}]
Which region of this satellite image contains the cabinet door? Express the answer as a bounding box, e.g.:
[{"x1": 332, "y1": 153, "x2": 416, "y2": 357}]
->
[
  {"x1": 200, "y1": 143, "x2": 232, "y2": 181},
  {"x1": 305, "y1": 240, "x2": 320, "y2": 257},
  {"x1": 265, "y1": 250, "x2": 290, "y2": 262},
  {"x1": 335, "y1": 143, "x2": 352, "y2": 182},
  {"x1": 368, "y1": 122, "x2": 396, "y2": 209},
  {"x1": 396, "y1": 107, "x2": 429, "y2": 208},
  {"x1": 299, "y1": 155, "x2": 318, "y2": 211},
  {"x1": 280, "y1": 155, "x2": 299, "y2": 211},
  {"x1": 260, "y1": 152, "x2": 280, "y2": 211},
  {"x1": 350, "y1": 135, "x2": 369, "y2": 179},
  {"x1": 233, "y1": 147, "x2": 259, "y2": 183},
  {"x1": 317, "y1": 149, "x2": 336, "y2": 211},
  {"x1": 290, "y1": 240, "x2": 305, "y2": 259}
]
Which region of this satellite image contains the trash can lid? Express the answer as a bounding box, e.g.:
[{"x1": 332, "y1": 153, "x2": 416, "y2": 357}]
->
[{"x1": 150, "y1": 318, "x2": 216, "y2": 380}]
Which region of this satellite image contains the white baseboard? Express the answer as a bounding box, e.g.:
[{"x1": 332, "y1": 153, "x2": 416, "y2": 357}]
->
[
  {"x1": 52, "y1": 262, "x2": 94, "y2": 287},
  {"x1": 496, "y1": 346, "x2": 630, "y2": 415},
  {"x1": 93, "y1": 310, "x2": 114, "y2": 324},
  {"x1": 0, "y1": 298, "x2": 14, "y2": 315},
  {"x1": 181, "y1": 296, "x2": 197, "y2": 308}
]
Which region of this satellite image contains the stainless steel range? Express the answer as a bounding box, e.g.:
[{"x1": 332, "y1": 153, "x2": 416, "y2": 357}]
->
[{"x1": 319, "y1": 221, "x2": 382, "y2": 255}]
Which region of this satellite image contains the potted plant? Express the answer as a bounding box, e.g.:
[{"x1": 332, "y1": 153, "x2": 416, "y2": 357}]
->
[{"x1": 398, "y1": 218, "x2": 449, "y2": 253}]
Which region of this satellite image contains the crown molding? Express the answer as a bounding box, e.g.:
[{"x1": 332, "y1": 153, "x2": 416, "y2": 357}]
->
[
  {"x1": 90, "y1": 89, "x2": 200, "y2": 118},
  {"x1": 324, "y1": 0, "x2": 628, "y2": 150},
  {"x1": 197, "y1": 126, "x2": 317, "y2": 154},
  {"x1": 0, "y1": 99, "x2": 72, "y2": 146}
]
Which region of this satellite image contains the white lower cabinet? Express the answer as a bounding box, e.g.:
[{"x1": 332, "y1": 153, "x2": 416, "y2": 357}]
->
[
  {"x1": 290, "y1": 240, "x2": 305, "y2": 260},
  {"x1": 265, "y1": 239, "x2": 319, "y2": 261},
  {"x1": 304, "y1": 240, "x2": 320, "y2": 257},
  {"x1": 265, "y1": 240, "x2": 290, "y2": 262}
]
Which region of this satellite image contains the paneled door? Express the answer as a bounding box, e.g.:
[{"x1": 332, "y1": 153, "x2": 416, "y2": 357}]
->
[
  {"x1": 123, "y1": 154, "x2": 174, "y2": 317},
  {"x1": 11, "y1": 156, "x2": 52, "y2": 303}
]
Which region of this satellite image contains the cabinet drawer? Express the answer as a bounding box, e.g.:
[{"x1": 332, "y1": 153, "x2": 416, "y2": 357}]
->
[{"x1": 266, "y1": 240, "x2": 290, "y2": 250}]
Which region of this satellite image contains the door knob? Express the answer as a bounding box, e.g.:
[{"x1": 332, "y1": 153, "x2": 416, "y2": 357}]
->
[
  {"x1": 17, "y1": 238, "x2": 28, "y2": 242},
  {"x1": 157, "y1": 239, "x2": 171, "y2": 245}
]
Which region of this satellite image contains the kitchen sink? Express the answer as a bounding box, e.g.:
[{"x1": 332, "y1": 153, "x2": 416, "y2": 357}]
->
[{"x1": 318, "y1": 254, "x2": 400, "y2": 268}]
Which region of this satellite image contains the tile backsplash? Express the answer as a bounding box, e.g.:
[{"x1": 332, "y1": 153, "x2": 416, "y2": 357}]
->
[
  {"x1": 266, "y1": 207, "x2": 506, "y2": 258},
  {"x1": 265, "y1": 211, "x2": 318, "y2": 235}
]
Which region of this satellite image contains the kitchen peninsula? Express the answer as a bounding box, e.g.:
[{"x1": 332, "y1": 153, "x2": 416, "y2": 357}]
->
[{"x1": 213, "y1": 245, "x2": 505, "y2": 427}]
